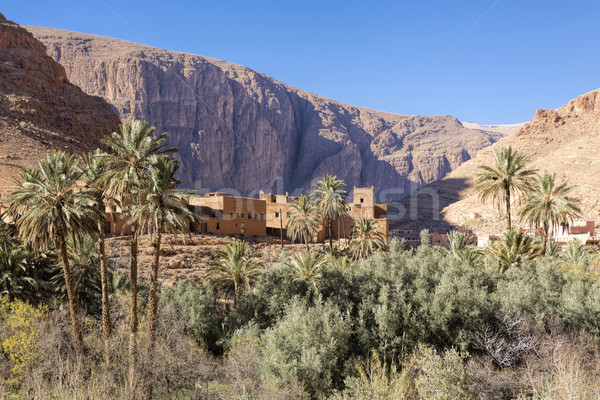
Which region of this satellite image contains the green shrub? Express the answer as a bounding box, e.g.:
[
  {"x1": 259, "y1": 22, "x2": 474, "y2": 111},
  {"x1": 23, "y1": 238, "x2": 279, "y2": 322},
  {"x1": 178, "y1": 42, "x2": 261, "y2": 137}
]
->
[{"x1": 258, "y1": 297, "x2": 351, "y2": 398}]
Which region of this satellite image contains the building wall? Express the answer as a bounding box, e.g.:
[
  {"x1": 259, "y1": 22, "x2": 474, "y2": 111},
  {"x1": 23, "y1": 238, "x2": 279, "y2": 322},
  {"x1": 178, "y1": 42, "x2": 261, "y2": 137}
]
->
[{"x1": 189, "y1": 193, "x2": 267, "y2": 236}]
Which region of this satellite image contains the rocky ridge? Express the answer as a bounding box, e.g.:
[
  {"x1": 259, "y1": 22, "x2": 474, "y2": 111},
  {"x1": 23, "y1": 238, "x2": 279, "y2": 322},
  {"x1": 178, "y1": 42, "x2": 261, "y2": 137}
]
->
[
  {"x1": 395, "y1": 89, "x2": 600, "y2": 233},
  {"x1": 0, "y1": 14, "x2": 120, "y2": 196},
  {"x1": 27, "y1": 26, "x2": 505, "y2": 198}
]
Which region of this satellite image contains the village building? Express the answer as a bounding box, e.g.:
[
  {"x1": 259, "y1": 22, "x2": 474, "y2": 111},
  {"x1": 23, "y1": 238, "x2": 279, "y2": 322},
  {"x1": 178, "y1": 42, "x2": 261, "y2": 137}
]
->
[
  {"x1": 187, "y1": 192, "x2": 267, "y2": 236},
  {"x1": 259, "y1": 191, "x2": 295, "y2": 237}
]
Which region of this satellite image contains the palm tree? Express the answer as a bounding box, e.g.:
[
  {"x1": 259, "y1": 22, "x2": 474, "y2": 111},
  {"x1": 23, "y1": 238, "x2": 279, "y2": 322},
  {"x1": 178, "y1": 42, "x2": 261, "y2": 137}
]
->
[
  {"x1": 0, "y1": 245, "x2": 38, "y2": 301},
  {"x1": 559, "y1": 240, "x2": 595, "y2": 273},
  {"x1": 207, "y1": 240, "x2": 261, "y2": 307},
  {"x1": 350, "y1": 217, "x2": 386, "y2": 259},
  {"x1": 8, "y1": 151, "x2": 102, "y2": 361},
  {"x1": 486, "y1": 229, "x2": 540, "y2": 273},
  {"x1": 290, "y1": 251, "x2": 326, "y2": 288},
  {"x1": 82, "y1": 149, "x2": 117, "y2": 364},
  {"x1": 286, "y1": 194, "x2": 320, "y2": 251},
  {"x1": 476, "y1": 146, "x2": 536, "y2": 229},
  {"x1": 311, "y1": 175, "x2": 348, "y2": 253},
  {"x1": 444, "y1": 231, "x2": 481, "y2": 268},
  {"x1": 126, "y1": 156, "x2": 192, "y2": 364},
  {"x1": 518, "y1": 172, "x2": 581, "y2": 255},
  {"x1": 50, "y1": 235, "x2": 102, "y2": 313},
  {"x1": 101, "y1": 119, "x2": 175, "y2": 388}
]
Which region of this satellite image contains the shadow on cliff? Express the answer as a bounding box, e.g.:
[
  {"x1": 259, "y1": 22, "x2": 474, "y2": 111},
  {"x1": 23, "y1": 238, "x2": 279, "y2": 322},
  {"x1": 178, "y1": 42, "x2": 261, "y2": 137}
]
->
[{"x1": 387, "y1": 176, "x2": 472, "y2": 232}]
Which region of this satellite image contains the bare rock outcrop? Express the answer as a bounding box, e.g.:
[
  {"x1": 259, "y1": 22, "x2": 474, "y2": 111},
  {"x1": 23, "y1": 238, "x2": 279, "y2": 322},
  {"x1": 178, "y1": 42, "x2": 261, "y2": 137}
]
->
[
  {"x1": 396, "y1": 89, "x2": 600, "y2": 233},
  {"x1": 0, "y1": 14, "x2": 120, "y2": 195},
  {"x1": 27, "y1": 26, "x2": 504, "y2": 197}
]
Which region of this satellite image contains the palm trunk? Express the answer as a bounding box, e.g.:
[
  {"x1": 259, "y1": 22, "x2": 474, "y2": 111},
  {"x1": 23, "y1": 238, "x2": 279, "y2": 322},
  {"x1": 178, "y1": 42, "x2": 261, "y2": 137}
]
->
[
  {"x1": 129, "y1": 228, "x2": 139, "y2": 397},
  {"x1": 328, "y1": 218, "x2": 333, "y2": 254},
  {"x1": 59, "y1": 234, "x2": 84, "y2": 362},
  {"x1": 98, "y1": 221, "x2": 112, "y2": 365},
  {"x1": 144, "y1": 220, "x2": 164, "y2": 399},
  {"x1": 505, "y1": 185, "x2": 512, "y2": 230},
  {"x1": 306, "y1": 238, "x2": 310, "y2": 252},
  {"x1": 542, "y1": 222, "x2": 549, "y2": 255}
]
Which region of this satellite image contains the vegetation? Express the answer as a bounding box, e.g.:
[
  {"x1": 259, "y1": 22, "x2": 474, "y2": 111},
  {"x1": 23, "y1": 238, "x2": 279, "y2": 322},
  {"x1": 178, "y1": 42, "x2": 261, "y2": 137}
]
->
[
  {"x1": 350, "y1": 216, "x2": 386, "y2": 259},
  {"x1": 476, "y1": 145, "x2": 536, "y2": 229},
  {"x1": 207, "y1": 240, "x2": 262, "y2": 307},
  {"x1": 518, "y1": 171, "x2": 581, "y2": 254},
  {"x1": 2, "y1": 134, "x2": 598, "y2": 399},
  {"x1": 311, "y1": 175, "x2": 348, "y2": 253},
  {"x1": 286, "y1": 194, "x2": 321, "y2": 251}
]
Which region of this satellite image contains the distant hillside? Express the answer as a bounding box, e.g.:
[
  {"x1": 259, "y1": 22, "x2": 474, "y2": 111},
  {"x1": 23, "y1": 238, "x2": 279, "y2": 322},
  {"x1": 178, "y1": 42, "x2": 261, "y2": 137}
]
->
[
  {"x1": 27, "y1": 26, "x2": 505, "y2": 197},
  {"x1": 0, "y1": 14, "x2": 119, "y2": 196},
  {"x1": 394, "y1": 89, "x2": 600, "y2": 233}
]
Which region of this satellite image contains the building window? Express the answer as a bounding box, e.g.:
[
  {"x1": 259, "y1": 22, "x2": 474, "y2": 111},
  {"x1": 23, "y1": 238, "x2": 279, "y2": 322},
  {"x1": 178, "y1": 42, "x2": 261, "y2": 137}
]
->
[
  {"x1": 254, "y1": 213, "x2": 257, "y2": 219},
  {"x1": 275, "y1": 211, "x2": 279, "y2": 218},
  {"x1": 249, "y1": 213, "x2": 252, "y2": 219},
  {"x1": 260, "y1": 213, "x2": 264, "y2": 220},
  {"x1": 241, "y1": 213, "x2": 244, "y2": 218},
  {"x1": 360, "y1": 198, "x2": 364, "y2": 203},
  {"x1": 216, "y1": 222, "x2": 220, "y2": 230},
  {"x1": 236, "y1": 213, "x2": 240, "y2": 218},
  {"x1": 230, "y1": 212, "x2": 233, "y2": 218}
]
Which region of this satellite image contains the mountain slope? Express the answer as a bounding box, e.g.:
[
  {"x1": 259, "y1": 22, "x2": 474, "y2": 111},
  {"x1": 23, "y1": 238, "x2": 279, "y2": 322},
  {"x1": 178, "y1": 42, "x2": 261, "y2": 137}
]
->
[
  {"x1": 0, "y1": 14, "x2": 120, "y2": 196},
  {"x1": 27, "y1": 26, "x2": 504, "y2": 197},
  {"x1": 395, "y1": 89, "x2": 600, "y2": 233}
]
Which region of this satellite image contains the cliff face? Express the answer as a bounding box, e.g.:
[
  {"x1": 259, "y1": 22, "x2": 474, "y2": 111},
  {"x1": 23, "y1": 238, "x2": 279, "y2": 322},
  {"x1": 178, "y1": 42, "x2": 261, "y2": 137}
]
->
[
  {"x1": 27, "y1": 26, "x2": 506, "y2": 197},
  {"x1": 0, "y1": 15, "x2": 120, "y2": 194},
  {"x1": 396, "y1": 89, "x2": 600, "y2": 233}
]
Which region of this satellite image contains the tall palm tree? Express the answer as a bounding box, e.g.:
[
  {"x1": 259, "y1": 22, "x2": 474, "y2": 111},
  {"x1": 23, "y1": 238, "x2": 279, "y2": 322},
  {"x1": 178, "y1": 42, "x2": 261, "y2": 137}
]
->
[
  {"x1": 126, "y1": 156, "x2": 192, "y2": 363},
  {"x1": 101, "y1": 119, "x2": 176, "y2": 391},
  {"x1": 311, "y1": 175, "x2": 348, "y2": 253},
  {"x1": 207, "y1": 240, "x2": 261, "y2": 307},
  {"x1": 486, "y1": 229, "x2": 540, "y2": 273},
  {"x1": 286, "y1": 194, "x2": 320, "y2": 251},
  {"x1": 476, "y1": 146, "x2": 536, "y2": 229},
  {"x1": 518, "y1": 172, "x2": 581, "y2": 255},
  {"x1": 82, "y1": 149, "x2": 117, "y2": 364},
  {"x1": 8, "y1": 151, "x2": 102, "y2": 361},
  {"x1": 290, "y1": 251, "x2": 326, "y2": 288},
  {"x1": 350, "y1": 217, "x2": 386, "y2": 259}
]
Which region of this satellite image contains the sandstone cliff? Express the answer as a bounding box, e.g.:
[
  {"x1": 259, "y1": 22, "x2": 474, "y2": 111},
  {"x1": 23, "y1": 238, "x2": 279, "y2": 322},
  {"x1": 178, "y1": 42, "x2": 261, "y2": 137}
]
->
[
  {"x1": 0, "y1": 14, "x2": 120, "y2": 195},
  {"x1": 27, "y1": 26, "x2": 507, "y2": 197},
  {"x1": 395, "y1": 89, "x2": 600, "y2": 233}
]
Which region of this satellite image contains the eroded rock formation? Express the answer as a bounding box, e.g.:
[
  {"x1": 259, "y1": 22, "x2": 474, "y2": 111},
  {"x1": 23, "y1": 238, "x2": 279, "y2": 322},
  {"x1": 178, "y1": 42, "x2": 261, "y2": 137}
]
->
[
  {"x1": 28, "y1": 26, "x2": 506, "y2": 197},
  {"x1": 0, "y1": 14, "x2": 120, "y2": 194}
]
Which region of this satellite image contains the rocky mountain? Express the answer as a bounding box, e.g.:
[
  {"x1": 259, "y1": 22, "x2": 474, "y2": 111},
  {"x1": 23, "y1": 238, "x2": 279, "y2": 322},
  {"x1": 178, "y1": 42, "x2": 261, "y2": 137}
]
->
[
  {"x1": 27, "y1": 26, "x2": 505, "y2": 198},
  {"x1": 0, "y1": 14, "x2": 120, "y2": 196},
  {"x1": 394, "y1": 89, "x2": 600, "y2": 233}
]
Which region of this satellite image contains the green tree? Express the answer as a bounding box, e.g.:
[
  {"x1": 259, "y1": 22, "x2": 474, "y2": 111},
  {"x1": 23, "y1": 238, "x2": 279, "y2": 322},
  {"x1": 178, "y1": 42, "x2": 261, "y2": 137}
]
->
[
  {"x1": 0, "y1": 246, "x2": 38, "y2": 302},
  {"x1": 286, "y1": 194, "x2": 320, "y2": 251},
  {"x1": 445, "y1": 231, "x2": 481, "y2": 268},
  {"x1": 290, "y1": 251, "x2": 326, "y2": 288},
  {"x1": 518, "y1": 171, "x2": 581, "y2": 254},
  {"x1": 311, "y1": 175, "x2": 348, "y2": 253},
  {"x1": 476, "y1": 146, "x2": 535, "y2": 229},
  {"x1": 486, "y1": 229, "x2": 540, "y2": 273},
  {"x1": 8, "y1": 151, "x2": 102, "y2": 361},
  {"x1": 350, "y1": 217, "x2": 386, "y2": 259},
  {"x1": 126, "y1": 156, "x2": 192, "y2": 399},
  {"x1": 126, "y1": 155, "x2": 192, "y2": 381},
  {"x1": 82, "y1": 149, "x2": 117, "y2": 364},
  {"x1": 207, "y1": 240, "x2": 261, "y2": 307},
  {"x1": 101, "y1": 119, "x2": 175, "y2": 389},
  {"x1": 559, "y1": 240, "x2": 595, "y2": 273}
]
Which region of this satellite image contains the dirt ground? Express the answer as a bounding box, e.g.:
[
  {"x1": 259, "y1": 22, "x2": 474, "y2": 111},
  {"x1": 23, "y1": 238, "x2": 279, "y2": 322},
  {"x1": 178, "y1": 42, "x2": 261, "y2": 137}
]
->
[{"x1": 105, "y1": 233, "x2": 336, "y2": 287}]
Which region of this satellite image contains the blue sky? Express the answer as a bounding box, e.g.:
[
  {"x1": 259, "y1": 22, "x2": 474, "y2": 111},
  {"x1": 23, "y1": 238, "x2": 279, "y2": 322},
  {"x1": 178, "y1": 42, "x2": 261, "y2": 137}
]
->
[{"x1": 4, "y1": 1, "x2": 600, "y2": 124}]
